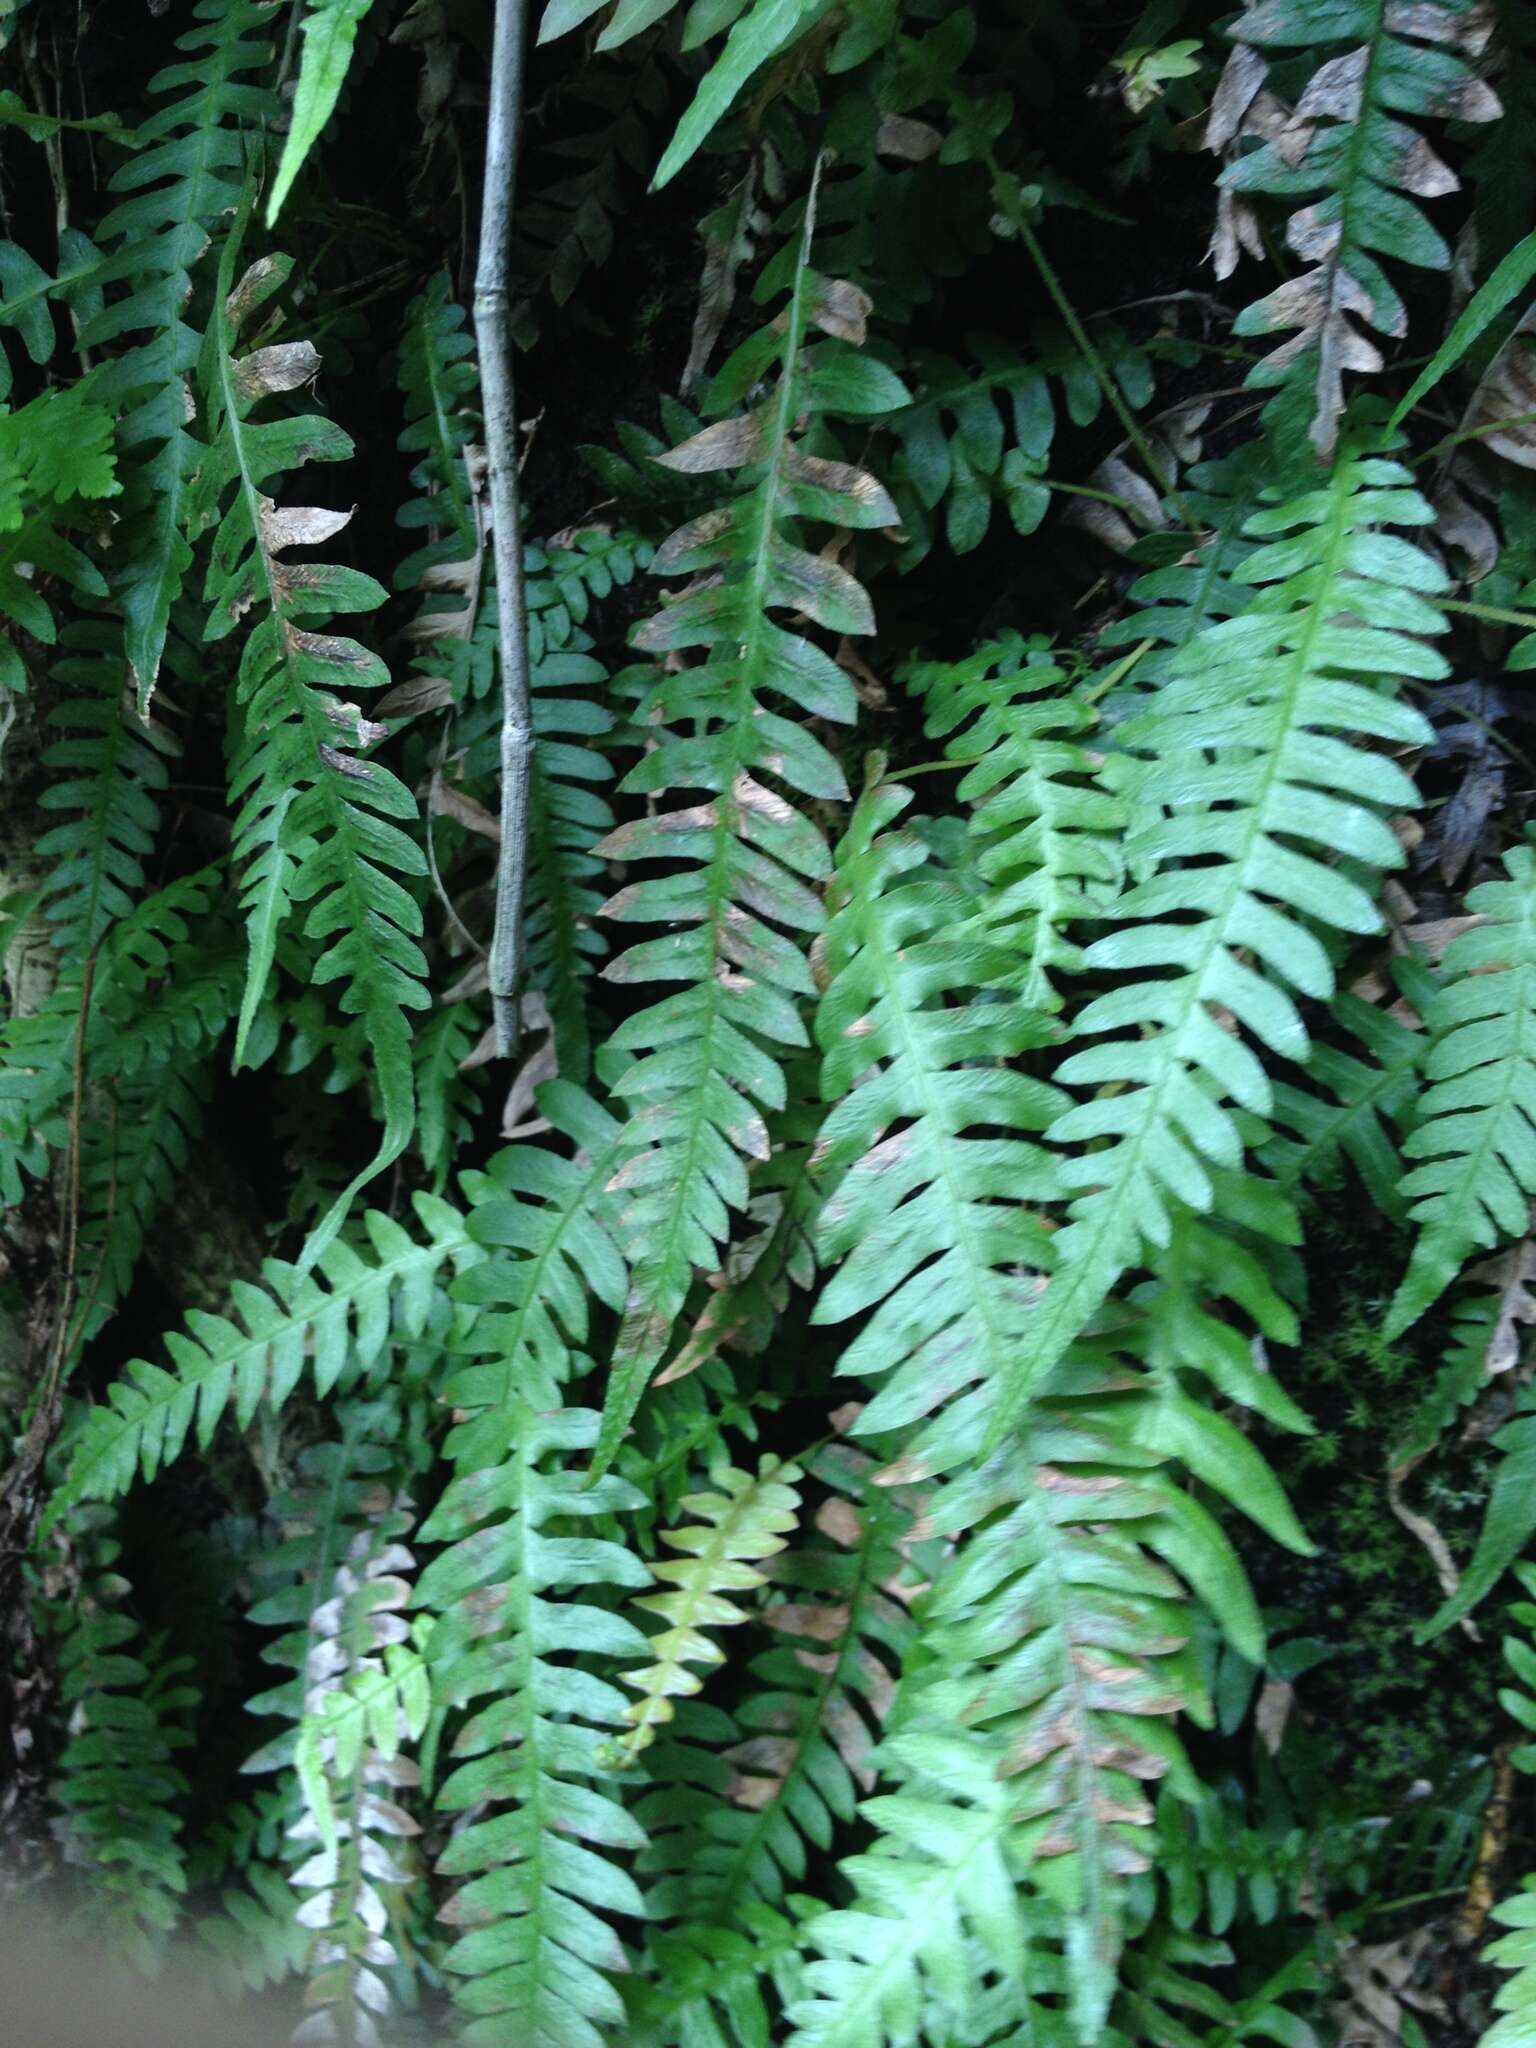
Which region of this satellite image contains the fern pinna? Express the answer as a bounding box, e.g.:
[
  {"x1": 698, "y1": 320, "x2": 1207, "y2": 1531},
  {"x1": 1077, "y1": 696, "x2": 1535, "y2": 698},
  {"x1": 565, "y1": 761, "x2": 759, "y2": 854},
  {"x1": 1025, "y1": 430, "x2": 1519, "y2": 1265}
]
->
[
  {"x1": 589, "y1": 194, "x2": 904, "y2": 1470},
  {"x1": 7, "y1": 5, "x2": 1536, "y2": 2047}
]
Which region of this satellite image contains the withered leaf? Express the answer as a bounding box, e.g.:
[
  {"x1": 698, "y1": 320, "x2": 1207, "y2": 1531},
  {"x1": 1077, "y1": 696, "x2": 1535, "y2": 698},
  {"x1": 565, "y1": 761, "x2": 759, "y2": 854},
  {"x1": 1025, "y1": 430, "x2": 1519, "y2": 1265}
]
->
[
  {"x1": 657, "y1": 415, "x2": 764, "y2": 474},
  {"x1": 875, "y1": 113, "x2": 943, "y2": 161},
  {"x1": 235, "y1": 340, "x2": 321, "y2": 401}
]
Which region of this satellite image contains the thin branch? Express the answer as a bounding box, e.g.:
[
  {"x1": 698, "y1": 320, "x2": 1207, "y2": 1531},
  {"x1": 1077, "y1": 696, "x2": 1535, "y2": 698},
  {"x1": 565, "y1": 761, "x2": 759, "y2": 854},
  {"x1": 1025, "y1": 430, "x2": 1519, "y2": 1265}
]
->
[{"x1": 475, "y1": 0, "x2": 534, "y2": 1058}]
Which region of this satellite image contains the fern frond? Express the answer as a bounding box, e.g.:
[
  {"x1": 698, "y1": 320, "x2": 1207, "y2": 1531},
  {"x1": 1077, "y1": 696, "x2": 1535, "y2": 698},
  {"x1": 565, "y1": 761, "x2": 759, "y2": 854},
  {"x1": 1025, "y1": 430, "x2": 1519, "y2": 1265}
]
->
[
  {"x1": 203, "y1": 239, "x2": 428, "y2": 1260},
  {"x1": 782, "y1": 1723, "x2": 1047, "y2": 2048},
  {"x1": 1485, "y1": 1562, "x2": 1536, "y2": 2048},
  {"x1": 626, "y1": 1902, "x2": 810, "y2": 2048},
  {"x1": 52, "y1": 1193, "x2": 475, "y2": 1512},
  {"x1": 74, "y1": 1055, "x2": 211, "y2": 1341},
  {"x1": 0, "y1": 871, "x2": 236, "y2": 1214},
  {"x1": 241, "y1": 1421, "x2": 425, "y2": 2038},
  {"x1": 1217, "y1": 0, "x2": 1501, "y2": 458},
  {"x1": 1011, "y1": 447, "x2": 1442, "y2": 1428},
  {"x1": 611, "y1": 1455, "x2": 802, "y2": 1765},
  {"x1": 590, "y1": 221, "x2": 902, "y2": 1468},
  {"x1": 52, "y1": 1512, "x2": 198, "y2": 1969},
  {"x1": 0, "y1": 383, "x2": 117, "y2": 697},
  {"x1": 908, "y1": 633, "x2": 1124, "y2": 1013},
  {"x1": 810, "y1": 779, "x2": 1064, "y2": 1478},
  {"x1": 640, "y1": 1448, "x2": 911, "y2": 1923},
  {"x1": 83, "y1": 0, "x2": 278, "y2": 705},
  {"x1": 37, "y1": 618, "x2": 174, "y2": 958},
  {"x1": 1261, "y1": 963, "x2": 1431, "y2": 1213},
  {"x1": 0, "y1": 225, "x2": 101, "y2": 394},
  {"x1": 1094, "y1": 448, "x2": 1263, "y2": 692},
  {"x1": 419, "y1": 1396, "x2": 650, "y2": 2048},
  {"x1": 1387, "y1": 836, "x2": 1536, "y2": 1336}
]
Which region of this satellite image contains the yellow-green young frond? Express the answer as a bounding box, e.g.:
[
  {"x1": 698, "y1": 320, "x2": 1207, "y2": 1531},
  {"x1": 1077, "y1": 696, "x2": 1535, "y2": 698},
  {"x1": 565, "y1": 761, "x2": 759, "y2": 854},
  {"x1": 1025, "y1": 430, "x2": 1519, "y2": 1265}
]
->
[{"x1": 611, "y1": 1457, "x2": 802, "y2": 1765}]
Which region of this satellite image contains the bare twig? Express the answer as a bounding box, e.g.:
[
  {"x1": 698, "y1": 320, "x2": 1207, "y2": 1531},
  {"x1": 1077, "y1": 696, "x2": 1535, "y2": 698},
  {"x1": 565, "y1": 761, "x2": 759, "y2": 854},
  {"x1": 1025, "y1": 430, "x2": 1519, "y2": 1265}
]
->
[{"x1": 475, "y1": 0, "x2": 534, "y2": 1058}]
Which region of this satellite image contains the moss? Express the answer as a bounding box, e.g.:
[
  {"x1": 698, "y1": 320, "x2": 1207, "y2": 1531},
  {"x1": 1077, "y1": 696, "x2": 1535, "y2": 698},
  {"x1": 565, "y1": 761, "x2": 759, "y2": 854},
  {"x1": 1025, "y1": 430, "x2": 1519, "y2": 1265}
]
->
[{"x1": 1251, "y1": 1192, "x2": 1506, "y2": 1801}]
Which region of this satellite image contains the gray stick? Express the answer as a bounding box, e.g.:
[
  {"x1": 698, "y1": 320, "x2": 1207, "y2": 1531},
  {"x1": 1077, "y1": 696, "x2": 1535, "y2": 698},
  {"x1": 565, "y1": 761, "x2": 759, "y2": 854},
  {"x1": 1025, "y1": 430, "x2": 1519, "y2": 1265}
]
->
[{"x1": 475, "y1": 0, "x2": 534, "y2": 1058}]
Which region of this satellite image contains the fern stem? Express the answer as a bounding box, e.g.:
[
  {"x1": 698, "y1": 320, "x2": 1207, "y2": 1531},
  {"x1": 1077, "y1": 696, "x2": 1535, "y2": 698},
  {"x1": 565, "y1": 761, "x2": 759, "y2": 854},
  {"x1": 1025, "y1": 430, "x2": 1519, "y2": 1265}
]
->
[
  {"x1": 475, "y1": 0, "x2": 535, "y2": 1058},
  {"x1": 1001, "y1": 196, "x2": 1191, "y2": 529}
]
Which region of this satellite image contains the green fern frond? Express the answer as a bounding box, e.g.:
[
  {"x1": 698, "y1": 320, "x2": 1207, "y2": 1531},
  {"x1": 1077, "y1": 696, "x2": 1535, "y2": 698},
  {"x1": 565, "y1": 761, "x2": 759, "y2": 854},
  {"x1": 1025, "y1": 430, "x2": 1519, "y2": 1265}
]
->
[
  {"x1": 589, "y1": 219, "x2": 902, "y2": 1470},
  {"x1": 626, "y1": 1902, "x2": 810, "y2": 2048},
  {"x1": 611, "y1": 1455, "x2": 802, "y2": 1765},
  {"x1": 1485, "y1": 1562, "x2": 1536, "y2": 2048},
  {"x1": 419, "y1": 1395, "x2": 650, "y2": 2048},
  {"x1": 658, "y1": 1091, "x2": 823, "y2": 1387},
  {"x1": 1262, "y1": 962, "x2": 1432, "y2": 1213},
  {"x1": 51, "y1": 1512, "x2": 199, "y2": 1970},
  {"x1": 241, "y1": 1421, "x2": 425, "y2": 2037},
  {"x1": 1094, "y1": 449, "x2": 1263, "y2": 691},
  {"x1": 52, "y1": 1193, "x2": 476, "y2": 1512},
  {"x1": 887, "y1": 322, "x2": 1168, "y2": 565},
  {"x1": 1387, "y1": 836, "x2": 1536, "y2": 1337},
  {"x1": 203, "y1": 238, "x2": 428, "y2": 1260},
  {"x1": 74, "y1": 1056, "x2": 211, "y2": 1341},
  {"x1": 37, "y1": 618, "x2": 175, "y2": 958},
  {"x1": 413, "y1": 1000, "x2": 483, "y2": 1188},
  {"x1": 908, "y1": 633, "x2": 1124, "y2": 1013},
  {"x1": 83, "y1": 0, "x2": 278, "y2": 706},
  {"x1": 640, "y1": 1447, "x2": 912, "y2": 1924},
  {"x1": 0, "y1": 226, "x2": 101, "y2": 394},
  {"x1": 0, "y1": 383, "x2": 117, "y2": 697},
  {"x1": 811, "y1": 779, "x2": 1064, "y2": 1478},
  {"x1": 1010, "y1": 446, "x2": 1443, "y2": 1431},
  {"x1": 1217, "y1": 0, "x2": 1501, "y2": 458},
  {"x1": 437, "y1": 1079, "x2": 631, "y2": 1415},
  {"x1": 783, "y1": 1724, "x2": 1047, "y2": 2048},
  {"x1": 0, "y1": 871, "x2": 236, "y2": 1213}
]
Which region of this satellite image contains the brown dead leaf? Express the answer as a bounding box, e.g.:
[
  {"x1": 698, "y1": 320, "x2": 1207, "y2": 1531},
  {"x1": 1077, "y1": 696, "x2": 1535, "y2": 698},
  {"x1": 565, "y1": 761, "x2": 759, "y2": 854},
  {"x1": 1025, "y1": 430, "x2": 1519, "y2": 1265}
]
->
[
  {"x1": 1468, "y1": 1232, "x2": 1536, "y2": 1374},
  {"x1": 235, "y1": 341, "x2": 321, "y2": 401},
  {"x1": 430, "y1": 772, "x2": 501, "y2": 841},
  {"x1": 260, "y1": 499, "x2": 352, "y2": 553},
  {"x1": 876, "y1": 113, "x2": 943, "y2": 161},
  {"x1": 657, "y1": 415, "x2": 764, "y2": 474},
  {"x1": 811, "y1": 277, "x2": 873, "y2": 347}
]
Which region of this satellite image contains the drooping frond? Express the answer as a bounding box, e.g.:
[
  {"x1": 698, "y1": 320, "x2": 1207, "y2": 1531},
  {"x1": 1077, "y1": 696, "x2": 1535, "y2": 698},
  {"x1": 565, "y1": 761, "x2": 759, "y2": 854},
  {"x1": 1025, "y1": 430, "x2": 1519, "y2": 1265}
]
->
[
  {"x1": 610, "y1": 1455, "x2": 801, "y2": 1766},
  {"x1": 1262, "y1": 962, "x2": 1433, "y2": 1212},
  {"x1": 243, "y1": 1423, "x2": 425, "y2": 2047},
  {"x1": 639, "y1": 1446, "x2": 912, "y2": 1926},
  {"x1": 37, "y1": 618, "x2": 174, "y2": 958},
  {"x1": 590, "y1": 209, "x2": 902, "y2": 1469},
  {"x1": 53, "y1": 1194, "x2": 475, "y2": 1512},
  {"x1": 1387, "y1": 837, "x2": 1536, "y2": 1336},
  {"x1": 810, "y1": 779, "x2": 1064, "y2": 1477},
  {"x1": 1213, "y1": 0, "x2": 1500, "y2": 458},
  {"x1": 203, "y1": 237, "x2": 428, "y2": 1259},
  {"x1": 0, "y1": 382, "x2": 117, "y2": 698},
  {"x1": 907, "y1": 633, "x2": 1124, "y2": 1014},
  {"x1": 51, "y1": 1510, "x2": 199, "y2": 1969},
  {"x1": 82, "y1": 0, "x2": 278, "y2": 706},
  {"x1": 1484, "y1": 1561, "x2": 1536, "y2": 2048},
  {"x1": 1010, "y1": 447, "x2": 1443, "y2": 1427},
  {"x1": 419, "y1": 1397, "x2": 650, "y2": 2048},
  {"x1": 0, "y1": 871, "x2": 237, "y2": 1215}
]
